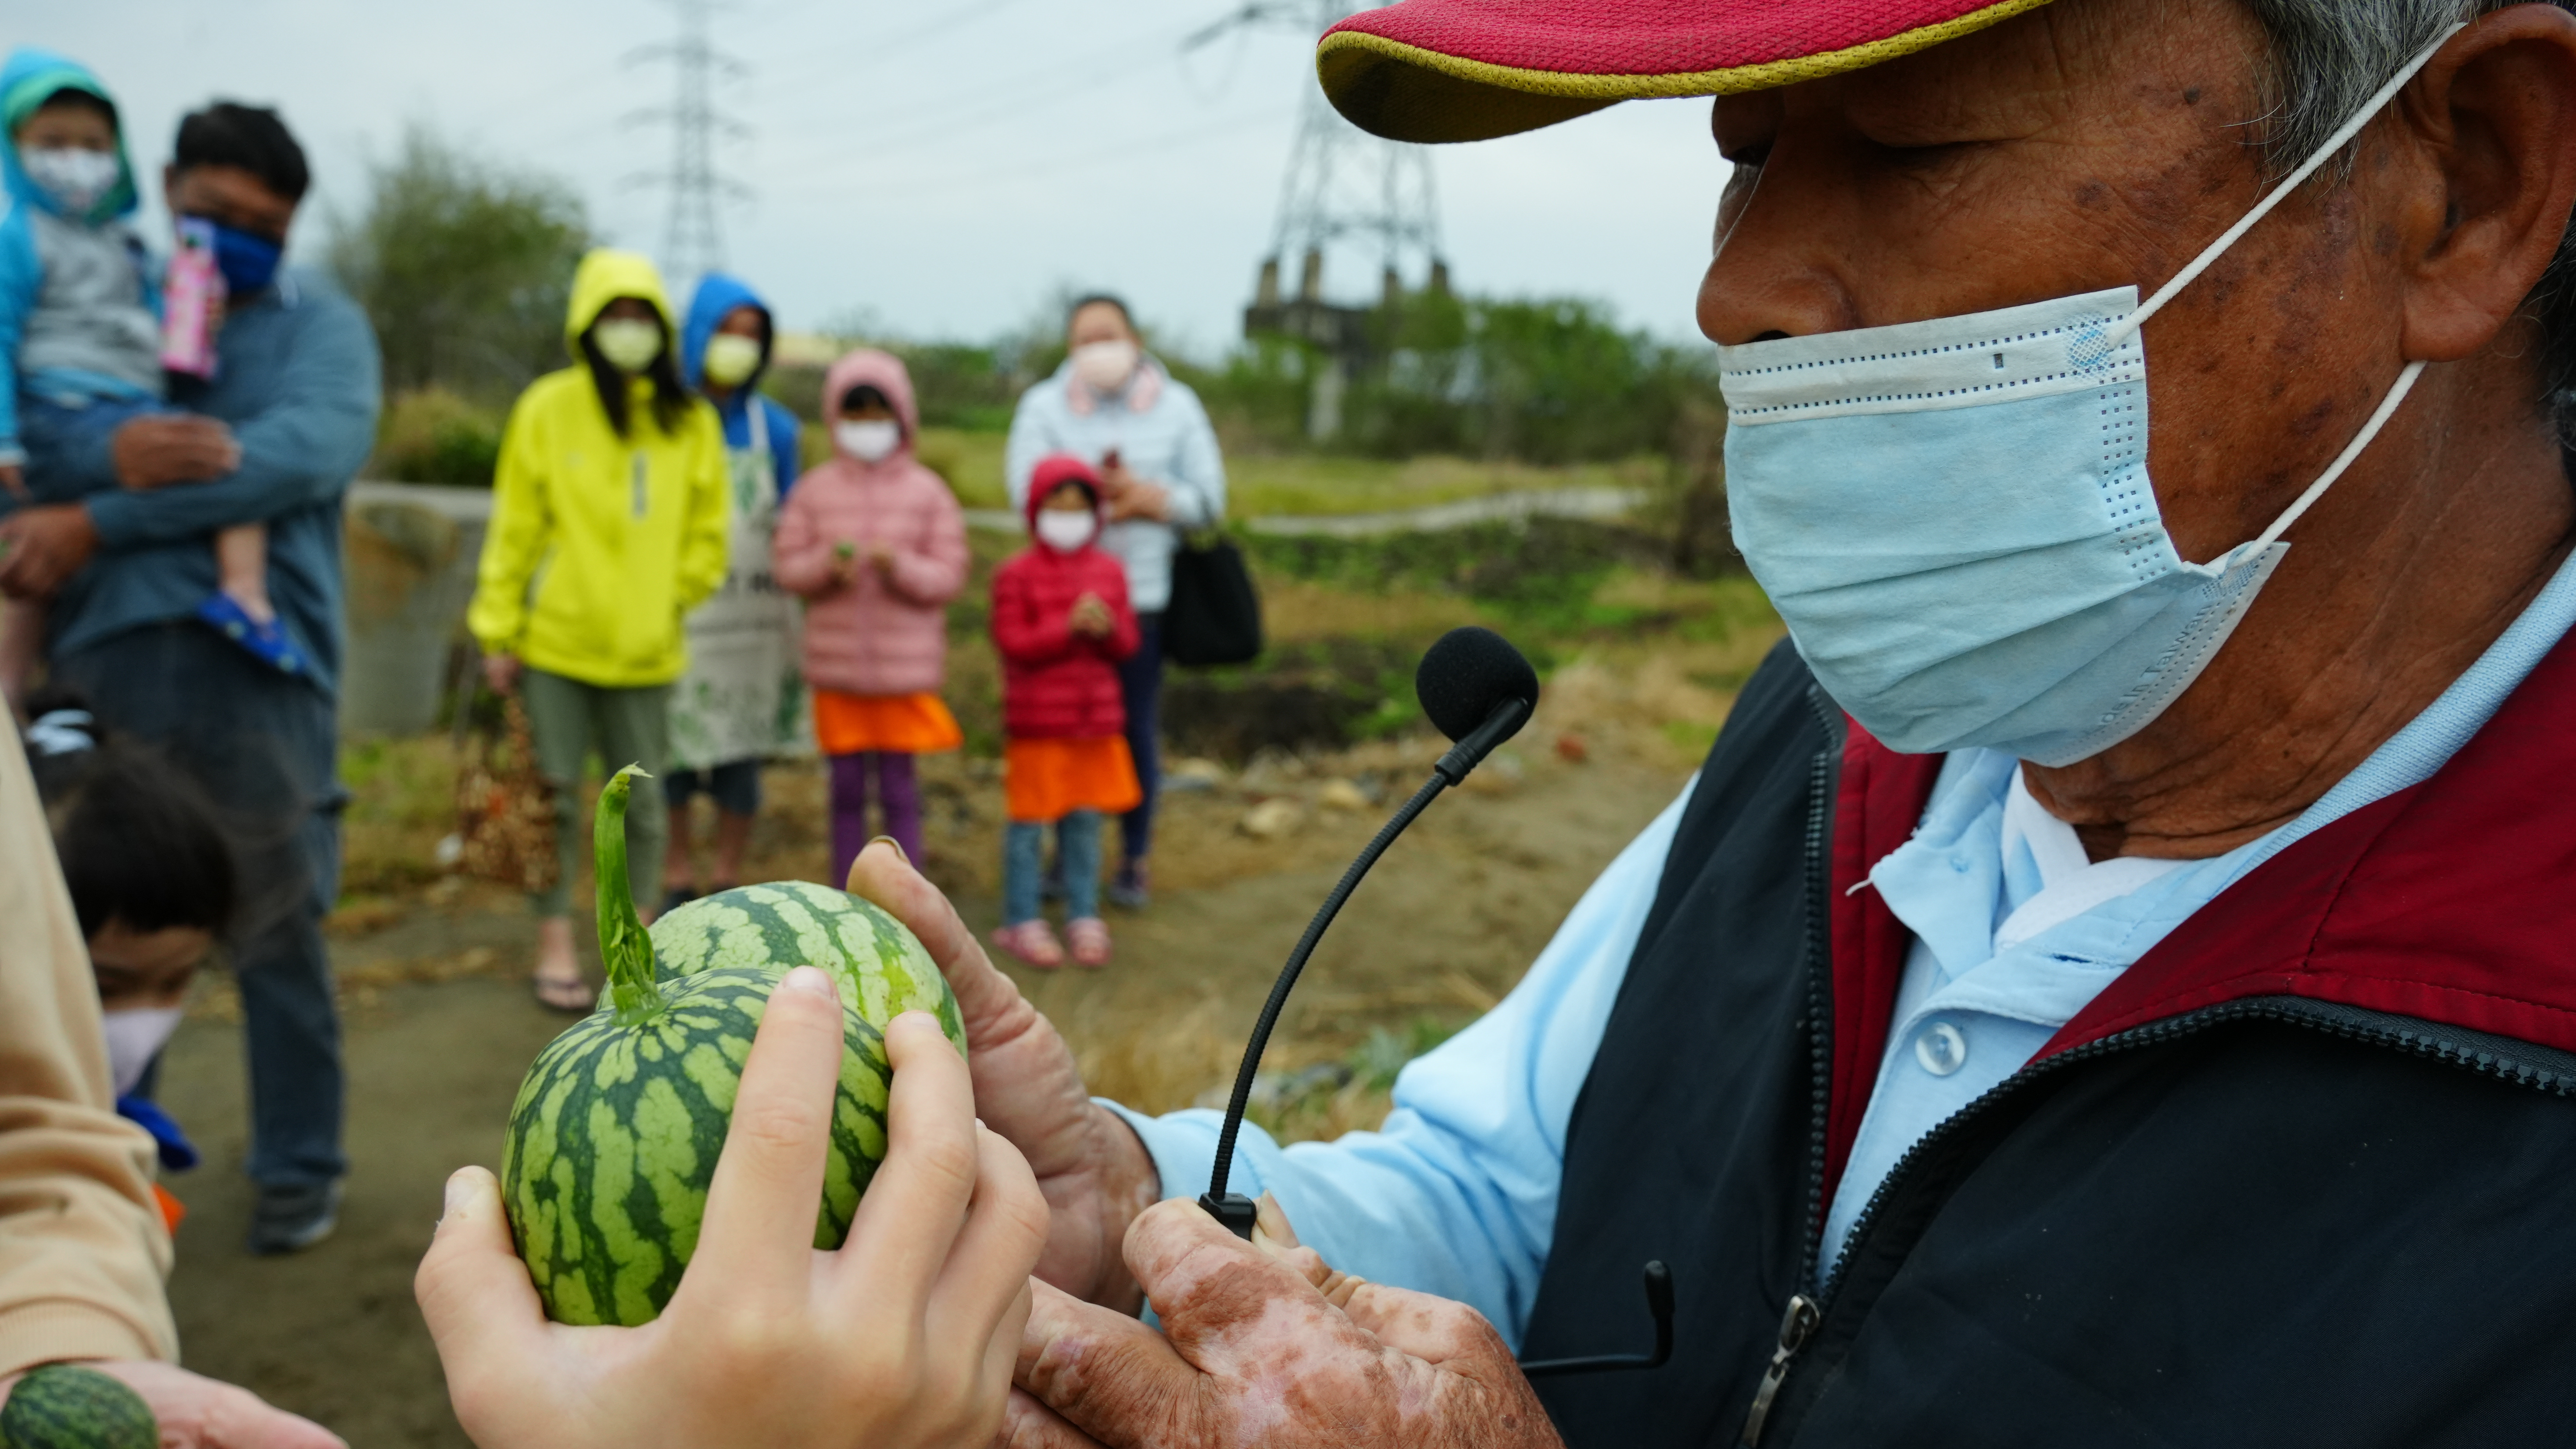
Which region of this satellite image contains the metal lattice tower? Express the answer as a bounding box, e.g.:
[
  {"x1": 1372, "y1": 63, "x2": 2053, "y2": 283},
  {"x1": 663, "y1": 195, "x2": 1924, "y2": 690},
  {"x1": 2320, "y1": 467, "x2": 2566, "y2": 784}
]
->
[
  {"x1": 1194, "y1": 0, "x2": 1446, "y2": 313},
  {"x1": 626, "y1": 0, "x2": 748, "y2": 288}
]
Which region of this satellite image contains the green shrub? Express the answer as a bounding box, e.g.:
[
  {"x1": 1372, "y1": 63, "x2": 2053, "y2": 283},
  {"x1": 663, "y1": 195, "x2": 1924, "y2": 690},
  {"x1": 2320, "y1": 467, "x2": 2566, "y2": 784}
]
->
[{"x1": 372, "y1": 388, "x2": 505, "y2": 487}]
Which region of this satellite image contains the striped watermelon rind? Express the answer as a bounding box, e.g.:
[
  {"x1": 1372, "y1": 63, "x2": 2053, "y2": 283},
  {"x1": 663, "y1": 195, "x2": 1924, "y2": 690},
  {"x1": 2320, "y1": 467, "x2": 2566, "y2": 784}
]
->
[
  {"x1": 650, "y1": 882, "x2": 965, "y2": 1054},
  {"x1": 498, "y1": 765, "x2": 956, "y2": 1327},
  {"x1": 500, "y1": 963, "x2": 891, "y2": 1326},
  {"x1": 0, "y1": 1365, "x2": 156, "y2": 1449}
]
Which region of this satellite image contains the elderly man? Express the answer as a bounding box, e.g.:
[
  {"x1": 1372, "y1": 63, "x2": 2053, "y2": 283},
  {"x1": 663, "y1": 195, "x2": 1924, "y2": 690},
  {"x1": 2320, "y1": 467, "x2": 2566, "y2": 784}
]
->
[
  {"x1": 883, "y1": 0, "x2": 2576, "y2": 1443},
  {"x1": 0, "y1": 103, "x2": 378, "y2": 1256}
]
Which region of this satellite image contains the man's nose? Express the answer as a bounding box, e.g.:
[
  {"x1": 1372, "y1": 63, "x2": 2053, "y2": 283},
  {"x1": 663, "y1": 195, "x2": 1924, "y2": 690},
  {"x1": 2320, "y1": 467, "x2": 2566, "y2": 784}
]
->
[{"x1": 1695, "y1": 143, "x2": 1866, "y2": 347}]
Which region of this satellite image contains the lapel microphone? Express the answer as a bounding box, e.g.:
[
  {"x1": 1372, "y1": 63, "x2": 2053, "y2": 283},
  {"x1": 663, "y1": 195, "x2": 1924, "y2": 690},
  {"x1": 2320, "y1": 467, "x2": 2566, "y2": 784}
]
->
[
  {"x1": 1192, "y1": 627, "x2": 1675, "y2": 1377},
  {"x1": 1199, "y1": 625, "x2": 1538, "y2": 1238}
]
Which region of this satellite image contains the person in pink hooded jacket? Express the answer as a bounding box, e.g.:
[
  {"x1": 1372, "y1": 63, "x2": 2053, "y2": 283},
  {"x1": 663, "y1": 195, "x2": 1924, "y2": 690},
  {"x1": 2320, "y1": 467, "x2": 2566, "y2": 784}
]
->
[{"x1": 773, "y1": 349, "x2": 967, "y2": 882}]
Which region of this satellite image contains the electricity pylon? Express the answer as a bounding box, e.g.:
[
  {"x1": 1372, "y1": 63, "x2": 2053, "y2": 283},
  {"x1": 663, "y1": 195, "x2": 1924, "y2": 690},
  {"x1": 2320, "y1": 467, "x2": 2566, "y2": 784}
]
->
[
  {"x1": 1190, "y1": 0, "x2": 1447, "y2": 314},
  {"x1": 627, "y1": 0, "x2": 749, "y2": 286}
]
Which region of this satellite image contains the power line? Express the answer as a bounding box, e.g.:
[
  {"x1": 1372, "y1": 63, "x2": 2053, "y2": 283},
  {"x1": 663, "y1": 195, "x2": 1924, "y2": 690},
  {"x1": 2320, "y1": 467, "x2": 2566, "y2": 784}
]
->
[
  {"x1": 743, "y1": 19, "x2": 1184, "y2": 186},
  {"x1": 756, "y1": 102, "x2": 1295, "y2": 209}
]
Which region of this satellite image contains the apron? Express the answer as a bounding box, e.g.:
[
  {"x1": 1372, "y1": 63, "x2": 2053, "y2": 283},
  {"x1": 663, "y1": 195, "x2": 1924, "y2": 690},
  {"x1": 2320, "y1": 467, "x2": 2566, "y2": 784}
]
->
[{"x1": 667, "y1": 402, "x2": 812, "y2": 770}]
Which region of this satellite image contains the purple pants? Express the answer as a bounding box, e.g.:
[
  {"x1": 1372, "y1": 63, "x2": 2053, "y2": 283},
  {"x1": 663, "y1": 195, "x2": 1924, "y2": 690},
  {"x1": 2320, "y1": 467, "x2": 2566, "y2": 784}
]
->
[{"x1": 829, "y1": 752, "x2": 923, "y2": 885}]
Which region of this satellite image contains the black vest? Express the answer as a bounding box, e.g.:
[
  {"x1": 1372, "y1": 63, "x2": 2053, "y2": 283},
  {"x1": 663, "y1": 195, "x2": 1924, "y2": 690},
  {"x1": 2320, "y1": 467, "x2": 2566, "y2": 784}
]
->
[{"x1": 1518, "y1": 639, "x2": 2576, "y2": 1447}]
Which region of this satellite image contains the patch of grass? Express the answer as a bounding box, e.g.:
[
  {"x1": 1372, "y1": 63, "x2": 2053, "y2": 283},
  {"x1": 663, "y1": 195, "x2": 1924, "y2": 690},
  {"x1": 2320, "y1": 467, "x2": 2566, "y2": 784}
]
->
[
  {"x1": 1231, "y1": 453, "x2": 1659, "y2": 518},
  {"x1": 1243, "y1": 1014, "x2": 1466, "y2": 1143},
  {"x1": 1661, "y1": 719, "x2": 1722, "y2": 759},
  {"x1": 913, "y1": 428, "x2": 1008, "y2": 508},
  {"x1": 339, "y1": 735, "x2": 457, "y2": 896},
  {"x1": 899, "y1": 432, "x2": 1660, "y2": 520}
]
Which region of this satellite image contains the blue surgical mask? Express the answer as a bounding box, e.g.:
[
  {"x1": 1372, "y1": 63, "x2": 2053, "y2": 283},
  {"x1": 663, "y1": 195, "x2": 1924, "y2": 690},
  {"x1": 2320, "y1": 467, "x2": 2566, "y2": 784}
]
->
[
  {"x1": 1719, "y1": 29, "x2": 2454, "y2": 767},
  {"x1": 197, "y1": 220, "x2": 284, "y2": 294}
]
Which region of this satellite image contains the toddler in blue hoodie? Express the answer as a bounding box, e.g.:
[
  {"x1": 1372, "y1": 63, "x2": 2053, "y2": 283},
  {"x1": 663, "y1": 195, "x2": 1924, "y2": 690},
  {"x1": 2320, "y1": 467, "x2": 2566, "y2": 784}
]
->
[{"x1": 0, "y1": 50, "x2": 296, "y2": 706}]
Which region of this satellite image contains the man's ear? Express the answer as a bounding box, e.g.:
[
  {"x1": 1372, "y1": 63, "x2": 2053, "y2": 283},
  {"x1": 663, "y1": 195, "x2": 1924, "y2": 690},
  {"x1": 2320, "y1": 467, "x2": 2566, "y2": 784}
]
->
[
  {"x1": 160, "y1": 163, "x2": 179, "y2": 212},
  {"x1": 2397, "y1": 4, "x2": 2576, "y2": 364}
]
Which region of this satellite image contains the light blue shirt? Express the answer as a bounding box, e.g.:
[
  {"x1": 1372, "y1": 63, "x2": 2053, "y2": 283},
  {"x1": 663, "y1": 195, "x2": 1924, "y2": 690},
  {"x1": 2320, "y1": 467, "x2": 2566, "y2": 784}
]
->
[{"x1": 1114, "y1": 549, "x2": 2576, "y2": 1346}]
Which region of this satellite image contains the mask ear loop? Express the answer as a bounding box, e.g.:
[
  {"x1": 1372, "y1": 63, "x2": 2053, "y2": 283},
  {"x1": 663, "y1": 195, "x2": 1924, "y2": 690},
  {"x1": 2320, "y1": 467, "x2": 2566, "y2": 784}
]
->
[
  {"x1": 2246, "y1": 358, "x2": 2427, "y2": 552},
  {"x1": 2103, "y1": 23, "x2": 2465, "y2": 348}
]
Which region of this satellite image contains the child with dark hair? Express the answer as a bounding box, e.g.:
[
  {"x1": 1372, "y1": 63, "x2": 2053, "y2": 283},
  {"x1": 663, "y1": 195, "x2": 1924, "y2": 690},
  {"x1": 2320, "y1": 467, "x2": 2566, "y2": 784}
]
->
[
  {"x1": 988, "y1": 454, "x2": 1140, "y2": 970},
  {"x1": 468, "y1": 249, "x2": 729, "y2": 1011},
  {"x1": 0, "y1": 56, "x2": 307, "y2": 707},
  {"x1": 23, "y1": 690, "x2": 235, "y2": 1179},
  {"x1": 774, "y1": 349, "x2": 968, "y2": 883}
]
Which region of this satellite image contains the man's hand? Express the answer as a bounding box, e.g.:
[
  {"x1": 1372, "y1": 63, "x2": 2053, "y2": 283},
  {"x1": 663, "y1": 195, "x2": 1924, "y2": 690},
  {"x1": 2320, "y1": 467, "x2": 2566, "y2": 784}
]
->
[
  {"x1": 0, "y1": 461, "x2": 24, "y2": 501},
  {"x1": 1007, "y1": 1198, "x2": 1563, "y2": 1449},
  {"x1": 481, "y1": 652, "x2": 522, "y2": 694},
  {"x1": 0, "y1": 504, "x2": 99, "y2": 600},
  {"x1": 867, "y1": 540, "x2": 897, "y2": 575},
  {"x1": 846, "y1": 843, "x2": 1160, "y2": 1313},
  {"x1": 110, "y1": 416, "x2": 240, "y2": 490},
  {"x1": 0, "y1": 1362, "x2": 344, "y2": 1449},
  {"x1": 417, "y1": 982, "x2": 1048, "y2": 1449},
  {"x1": 1068, "y1": 594, "x2": 1114, "y2": 639}
]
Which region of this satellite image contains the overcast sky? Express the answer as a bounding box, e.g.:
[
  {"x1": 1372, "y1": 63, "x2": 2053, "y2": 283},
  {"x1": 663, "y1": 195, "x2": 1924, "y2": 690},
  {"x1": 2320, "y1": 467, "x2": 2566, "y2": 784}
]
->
[{"x1": 20, "y1": 0, "x2": 1731, "y2": 358}]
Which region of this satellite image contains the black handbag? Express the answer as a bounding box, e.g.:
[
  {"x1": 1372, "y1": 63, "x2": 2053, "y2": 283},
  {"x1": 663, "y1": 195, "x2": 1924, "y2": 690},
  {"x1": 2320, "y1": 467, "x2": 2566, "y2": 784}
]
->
[{"x1": 1163, "y1": 529, "x2": 1264, "y2": 667}]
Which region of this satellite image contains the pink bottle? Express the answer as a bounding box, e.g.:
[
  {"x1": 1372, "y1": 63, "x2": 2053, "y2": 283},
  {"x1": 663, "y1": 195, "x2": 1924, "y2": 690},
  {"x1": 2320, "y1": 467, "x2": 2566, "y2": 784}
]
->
[{"x1": 160, "y1": 218, "x2": 225, "y2": 379}]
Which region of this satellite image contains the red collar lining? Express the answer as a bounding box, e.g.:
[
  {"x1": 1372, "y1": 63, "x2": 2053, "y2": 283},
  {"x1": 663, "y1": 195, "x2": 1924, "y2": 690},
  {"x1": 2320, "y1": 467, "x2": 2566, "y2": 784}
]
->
[{"x1": 1819, "y1": 628, "x2": 2576, "y2": 1215}]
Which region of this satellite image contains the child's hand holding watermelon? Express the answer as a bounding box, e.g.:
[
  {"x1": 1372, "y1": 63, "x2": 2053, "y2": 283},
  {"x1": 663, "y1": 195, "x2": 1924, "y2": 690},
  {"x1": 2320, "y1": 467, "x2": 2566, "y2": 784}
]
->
[{"x1": 415, "y1": 971, "x2": 1047, "y2": 1449}]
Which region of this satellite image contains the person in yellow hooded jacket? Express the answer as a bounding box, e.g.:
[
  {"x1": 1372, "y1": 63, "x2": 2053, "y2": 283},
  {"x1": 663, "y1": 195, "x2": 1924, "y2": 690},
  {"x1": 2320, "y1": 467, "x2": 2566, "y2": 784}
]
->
[{"x1": 467, "y1": 249, "x2": 728, "y2": 1010}]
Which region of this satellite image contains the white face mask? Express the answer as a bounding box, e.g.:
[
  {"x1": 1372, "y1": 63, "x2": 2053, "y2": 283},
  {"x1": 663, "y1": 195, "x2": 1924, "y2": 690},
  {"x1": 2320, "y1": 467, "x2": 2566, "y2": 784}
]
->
[
  {"x1": 1036, "y1": 509, "x2": 1098, "y2": 552},
  {"x1": 701, "y1": 332, "x2": 762, "y2": 388},
  {"x1": 22, "y1": 147, "x2": 120, "y2": 216},
  {"x1": 592, "y1": 317, "x2": 665, "y2": 374},
  {"x1": 101, "y1": 1006, "x2": 184, "y2": 1098},
  {"x1": 1071, "y1": 339, "x2": 1139, "y2": 394},
  {"x1": 837, "y1": 419, "x2": 902, "y2": 462}
]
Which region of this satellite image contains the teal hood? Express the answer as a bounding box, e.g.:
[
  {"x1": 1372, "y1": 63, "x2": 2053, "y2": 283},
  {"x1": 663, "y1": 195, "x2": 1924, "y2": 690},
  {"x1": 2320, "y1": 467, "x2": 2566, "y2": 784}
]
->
[{"x1": 1, "y1": 48, "x2": 139, "y2": 226}]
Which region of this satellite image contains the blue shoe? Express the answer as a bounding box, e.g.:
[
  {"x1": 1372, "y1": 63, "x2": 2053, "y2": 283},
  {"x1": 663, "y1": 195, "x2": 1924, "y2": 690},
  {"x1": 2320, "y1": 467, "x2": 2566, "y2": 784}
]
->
[{"x1": 195, "y1": 593, "x2": 309, "y2": 676}]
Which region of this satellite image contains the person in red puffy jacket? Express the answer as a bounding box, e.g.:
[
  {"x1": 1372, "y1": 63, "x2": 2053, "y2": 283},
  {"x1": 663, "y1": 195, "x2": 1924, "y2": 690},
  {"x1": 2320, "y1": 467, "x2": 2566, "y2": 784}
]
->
[{"x1": 989, "y1": 454, "x2": 1140, "y2": 969}]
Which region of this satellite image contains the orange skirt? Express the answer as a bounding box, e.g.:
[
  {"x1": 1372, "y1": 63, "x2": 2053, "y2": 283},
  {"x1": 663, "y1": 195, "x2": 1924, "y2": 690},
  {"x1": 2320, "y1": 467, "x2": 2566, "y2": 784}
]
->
[
  {"x1": 1005, "y1": 735, "x2": 1142, "y2": 823},
  {"x1": 813, "y1": 690, "x2": 963, "y2": 756}
]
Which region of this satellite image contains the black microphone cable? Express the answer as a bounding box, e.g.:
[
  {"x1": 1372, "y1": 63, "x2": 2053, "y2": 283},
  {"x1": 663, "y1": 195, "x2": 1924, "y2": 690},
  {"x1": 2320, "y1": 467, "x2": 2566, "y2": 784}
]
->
[
  {"x1": 1198, "y1": 627, "x2": 1535, "y2": 1233},
  {"x1": 1192, "y1": 625, "x2": 1674, "y2": 1377}
]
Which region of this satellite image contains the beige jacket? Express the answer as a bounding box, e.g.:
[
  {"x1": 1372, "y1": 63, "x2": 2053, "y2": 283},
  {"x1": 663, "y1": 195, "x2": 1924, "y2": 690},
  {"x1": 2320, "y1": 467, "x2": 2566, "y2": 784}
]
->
[{"x1": 0, "y1": 715, "x2": 175, "y2": 1376}]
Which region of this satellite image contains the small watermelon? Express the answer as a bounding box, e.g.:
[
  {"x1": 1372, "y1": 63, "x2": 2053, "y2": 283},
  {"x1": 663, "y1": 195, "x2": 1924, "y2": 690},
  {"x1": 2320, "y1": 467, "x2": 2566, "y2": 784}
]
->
[
  {"x1": 499, "y1": 767, "x2": 962, "y2": 1325},
  {"x1": 0, "y1": 1365, "x2": 155, "y2": 1449}
]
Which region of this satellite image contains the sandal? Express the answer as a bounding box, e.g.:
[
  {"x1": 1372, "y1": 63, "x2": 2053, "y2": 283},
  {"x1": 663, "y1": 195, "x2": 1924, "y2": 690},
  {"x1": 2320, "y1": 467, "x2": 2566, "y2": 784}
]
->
[
  {"x1": 990, "y1": 920, "x2": 1065, "y2": 970},
  {"x1": 532, "y1": 964, "x2": 597, "y2": 1013},
  {"x1": 1065, "y1": 917, "x2": 1112, "y2": 969}
]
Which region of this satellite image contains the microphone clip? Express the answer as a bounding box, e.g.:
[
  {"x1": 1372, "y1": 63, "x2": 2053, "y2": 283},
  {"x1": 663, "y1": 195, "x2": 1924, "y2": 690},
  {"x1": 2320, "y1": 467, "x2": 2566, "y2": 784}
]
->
[
  {"x1": 1198, "y1": 1191, "x2": 1258, "y2": 1240},
  {"x1": 1433, "y1": 696, "x2": 1532, "y2": 786}
]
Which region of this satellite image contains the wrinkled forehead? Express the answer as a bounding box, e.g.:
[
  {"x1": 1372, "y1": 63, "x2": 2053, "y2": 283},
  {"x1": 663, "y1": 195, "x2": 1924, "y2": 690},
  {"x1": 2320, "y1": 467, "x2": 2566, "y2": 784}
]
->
[{"x1": 1714, "y1": 2, "x2": 2264, "y2": 147}]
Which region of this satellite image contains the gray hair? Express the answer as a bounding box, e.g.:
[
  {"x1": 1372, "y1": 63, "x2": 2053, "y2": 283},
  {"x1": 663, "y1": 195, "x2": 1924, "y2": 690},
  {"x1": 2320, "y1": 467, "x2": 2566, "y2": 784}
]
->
[{"x1": 2239, "y1": 0, "x2": 2576, "y2": 442}]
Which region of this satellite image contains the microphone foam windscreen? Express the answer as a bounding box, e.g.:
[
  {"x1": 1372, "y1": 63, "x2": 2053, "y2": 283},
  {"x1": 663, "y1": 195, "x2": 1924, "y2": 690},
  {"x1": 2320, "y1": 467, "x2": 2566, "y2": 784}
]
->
[{"x1": 1416, "y1": 626, "x2": 1540, "y2": 742}]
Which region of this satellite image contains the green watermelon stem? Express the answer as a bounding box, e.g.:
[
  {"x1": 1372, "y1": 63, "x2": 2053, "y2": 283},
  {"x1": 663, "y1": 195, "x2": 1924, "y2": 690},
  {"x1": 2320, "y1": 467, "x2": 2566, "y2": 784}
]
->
[{"x1": 597, "y1": 765, "x2": 661, "y2": 1021}]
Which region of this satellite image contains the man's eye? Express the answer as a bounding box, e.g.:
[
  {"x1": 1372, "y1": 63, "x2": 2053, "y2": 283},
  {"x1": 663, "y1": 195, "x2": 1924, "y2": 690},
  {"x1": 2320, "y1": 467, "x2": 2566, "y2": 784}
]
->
[
  {"x1": 1720, "y1": 142, "x2": 1772, "y2": 169},
  {"x1": 1873, "y1": 139, "x2": 1980, "y2": 171}
]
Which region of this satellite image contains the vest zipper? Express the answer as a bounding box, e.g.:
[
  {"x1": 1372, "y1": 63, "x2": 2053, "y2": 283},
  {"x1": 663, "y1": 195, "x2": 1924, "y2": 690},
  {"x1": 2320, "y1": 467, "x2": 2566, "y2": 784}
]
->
[
  {"x1": 1738, "y1": 1293, "x2": 1820, "y2": 1446},
  {"x1": 1744, "y1": 996, "x2": 2576, "y2": 1443},
  {"x1": 1742, "y1": 693, "x2": 1836, "y2": 1447},
  {"x1": 1794, "y1": 729, "x2": 1835, "y2": 1288}
]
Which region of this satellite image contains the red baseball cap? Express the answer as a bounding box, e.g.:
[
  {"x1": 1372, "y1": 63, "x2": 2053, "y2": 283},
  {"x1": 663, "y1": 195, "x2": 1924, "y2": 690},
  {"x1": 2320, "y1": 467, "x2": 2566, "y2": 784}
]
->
[{"x1": 1319, "y1": 0, "x2": 2055, "y2": 142}]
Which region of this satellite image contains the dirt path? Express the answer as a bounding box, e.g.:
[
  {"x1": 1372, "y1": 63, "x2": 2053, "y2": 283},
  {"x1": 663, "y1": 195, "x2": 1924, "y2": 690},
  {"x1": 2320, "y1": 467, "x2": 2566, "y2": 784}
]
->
[{"x1": 155, "y1": 730, "x2": 1695, "y2": 1446}]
